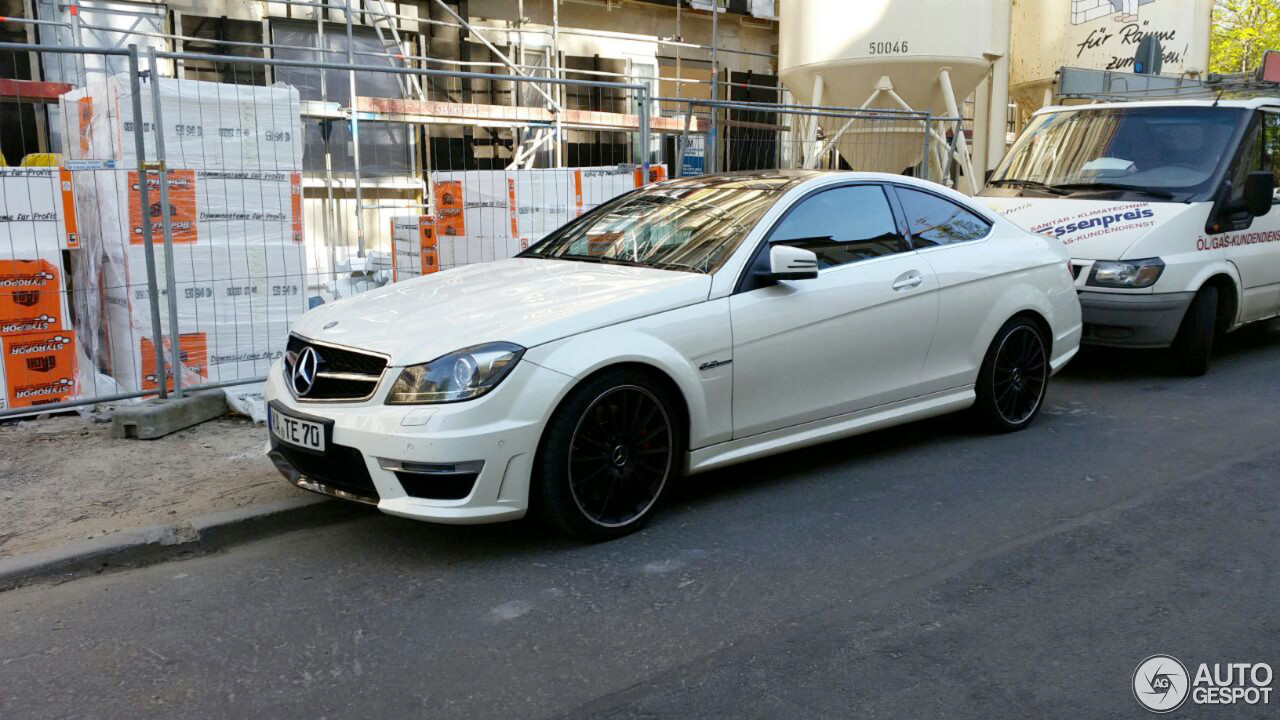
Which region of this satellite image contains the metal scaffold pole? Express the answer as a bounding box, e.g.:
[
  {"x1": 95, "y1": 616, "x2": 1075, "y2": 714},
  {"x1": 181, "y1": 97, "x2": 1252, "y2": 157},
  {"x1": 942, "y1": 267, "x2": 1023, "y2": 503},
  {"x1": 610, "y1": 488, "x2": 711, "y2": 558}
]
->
[
  {"x1": 345, "y1": 0, "x2": 367, "y2": 257},
  {"x1": 147, "y1": 47, "x2": 184, "y2": 399},
  {"x1": 127, "y1": 44, "x2": 169, "y2": 400}
]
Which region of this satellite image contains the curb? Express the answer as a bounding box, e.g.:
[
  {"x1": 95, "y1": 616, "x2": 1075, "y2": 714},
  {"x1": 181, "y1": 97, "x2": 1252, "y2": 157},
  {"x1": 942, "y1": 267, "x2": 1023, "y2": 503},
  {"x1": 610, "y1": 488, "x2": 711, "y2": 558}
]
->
[{"x1": 0, "y1": 495, "x2": 365, "y2": 592}]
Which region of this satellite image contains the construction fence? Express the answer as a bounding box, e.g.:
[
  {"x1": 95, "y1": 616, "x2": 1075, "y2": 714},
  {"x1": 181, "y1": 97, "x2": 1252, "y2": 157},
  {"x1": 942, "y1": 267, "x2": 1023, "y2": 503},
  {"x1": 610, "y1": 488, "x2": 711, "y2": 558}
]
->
[{"x1": 0, "y1": 40, "x2": 964, "y2": 418}]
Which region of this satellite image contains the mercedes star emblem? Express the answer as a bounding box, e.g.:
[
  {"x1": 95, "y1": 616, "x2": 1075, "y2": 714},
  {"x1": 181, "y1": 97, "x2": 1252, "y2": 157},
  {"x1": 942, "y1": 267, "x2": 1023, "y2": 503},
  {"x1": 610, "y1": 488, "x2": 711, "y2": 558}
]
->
[{"x1": 291, "y1": 346, "x2": 320, "y2": 397}]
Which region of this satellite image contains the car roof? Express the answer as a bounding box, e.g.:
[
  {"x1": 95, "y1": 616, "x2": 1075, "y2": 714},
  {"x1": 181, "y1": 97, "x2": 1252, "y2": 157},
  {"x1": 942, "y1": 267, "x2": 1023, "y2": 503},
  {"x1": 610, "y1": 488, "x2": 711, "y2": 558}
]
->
[
  {"x1": 653, "y1": 170, "x2": 1000, "y2": 222},
  {"x1": 657, "y1": 170, "x2": 825, "y2": 191},
  {"x1": 1034, "y1": 97, "x2": 1280, "y2": 115},
  {"x1": 658, "y1": 169, "x2": 947, "y2": 192}
]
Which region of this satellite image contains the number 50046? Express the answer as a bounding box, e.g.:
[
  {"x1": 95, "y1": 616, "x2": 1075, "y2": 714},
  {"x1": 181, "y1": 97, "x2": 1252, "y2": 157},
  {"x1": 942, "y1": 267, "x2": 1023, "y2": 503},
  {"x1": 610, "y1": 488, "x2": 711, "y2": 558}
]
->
[{"x1": 869, "y1": 40, "x2": 908, "y2": 55}]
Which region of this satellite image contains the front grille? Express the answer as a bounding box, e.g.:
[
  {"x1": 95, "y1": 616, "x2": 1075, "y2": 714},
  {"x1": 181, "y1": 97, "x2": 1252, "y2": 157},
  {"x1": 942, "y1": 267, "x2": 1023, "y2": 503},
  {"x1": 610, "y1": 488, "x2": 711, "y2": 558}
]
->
[
  {"x1": 285, "y1": 334, "x2": 388, "y2": 401},
  {"x1": 272, "y1": 440, "x2": 381, "y2": 501}
]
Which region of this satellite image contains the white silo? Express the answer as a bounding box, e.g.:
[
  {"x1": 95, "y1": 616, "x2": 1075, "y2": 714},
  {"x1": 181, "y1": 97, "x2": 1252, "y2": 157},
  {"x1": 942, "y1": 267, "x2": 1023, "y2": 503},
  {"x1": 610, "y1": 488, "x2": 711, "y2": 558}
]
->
[{"x1": 778, "y1": 0, "x2": 1012, "y2": 192}]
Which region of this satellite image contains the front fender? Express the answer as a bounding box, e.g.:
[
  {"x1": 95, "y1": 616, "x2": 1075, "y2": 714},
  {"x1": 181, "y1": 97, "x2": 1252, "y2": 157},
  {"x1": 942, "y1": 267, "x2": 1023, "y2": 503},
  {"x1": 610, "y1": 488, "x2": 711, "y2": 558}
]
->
[{"x1": 522, "y1": 299, "x2": 734, "y2": 450}]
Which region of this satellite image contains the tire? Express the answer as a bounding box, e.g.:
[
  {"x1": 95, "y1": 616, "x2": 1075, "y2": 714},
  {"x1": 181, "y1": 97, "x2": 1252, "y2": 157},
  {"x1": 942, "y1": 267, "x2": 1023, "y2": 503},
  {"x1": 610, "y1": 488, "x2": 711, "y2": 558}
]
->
[
  {"x1": 533, "y1": 369, "x2": 683, "y2": 540},
  {"x1": 1172, "y1": 285, "x2": 1217, "y2": 377},
  {"x1": 974, "y1": 317, "x2": 1050, "y2": 433}
]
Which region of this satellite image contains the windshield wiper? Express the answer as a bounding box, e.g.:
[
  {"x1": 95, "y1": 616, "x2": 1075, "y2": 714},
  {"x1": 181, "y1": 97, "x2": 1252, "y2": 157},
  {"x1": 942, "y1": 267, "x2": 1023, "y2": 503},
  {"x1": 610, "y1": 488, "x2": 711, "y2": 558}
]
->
[
  {"x1": 1050, "y1": 182, "x2": 1175, "y2": 200},
  {"x1": 553, "y1": 254, "x2": 703, "y2": 273},
  {"x1": 989, "y1": 179, "x2": 1069, "y2": 195}
]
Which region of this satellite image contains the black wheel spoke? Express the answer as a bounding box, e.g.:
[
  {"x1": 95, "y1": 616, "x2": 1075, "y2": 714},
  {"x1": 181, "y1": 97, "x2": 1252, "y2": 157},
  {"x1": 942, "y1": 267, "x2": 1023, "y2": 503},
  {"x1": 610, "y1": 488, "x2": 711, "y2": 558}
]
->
[
  {"x1": 568, "y1": 386, "x2": 673, "y2": 528},
  {"x1": 992, "y1": 326, "x2": 1047, "y2": 425}
]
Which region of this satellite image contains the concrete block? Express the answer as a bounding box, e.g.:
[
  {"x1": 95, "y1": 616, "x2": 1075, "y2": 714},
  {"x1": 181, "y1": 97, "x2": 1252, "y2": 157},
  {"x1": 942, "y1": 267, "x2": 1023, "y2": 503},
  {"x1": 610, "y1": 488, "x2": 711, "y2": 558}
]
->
[{"x1": 111, "y1": 389, "x2": 229, "y2": 440}]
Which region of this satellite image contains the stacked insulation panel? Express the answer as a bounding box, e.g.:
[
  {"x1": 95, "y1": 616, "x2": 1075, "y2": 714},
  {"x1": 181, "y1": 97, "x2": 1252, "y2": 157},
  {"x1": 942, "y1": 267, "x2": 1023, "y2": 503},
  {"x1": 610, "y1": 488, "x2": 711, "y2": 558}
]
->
[
  {"x1": 0, "y1": 167, "x2": 79, "y2": 410},
  {"x1": 60, "y1": 74, "x2": 307, "y2": 393},
  {"x1": 427, "y1": 165, "x2": 666, "y2": 271}
]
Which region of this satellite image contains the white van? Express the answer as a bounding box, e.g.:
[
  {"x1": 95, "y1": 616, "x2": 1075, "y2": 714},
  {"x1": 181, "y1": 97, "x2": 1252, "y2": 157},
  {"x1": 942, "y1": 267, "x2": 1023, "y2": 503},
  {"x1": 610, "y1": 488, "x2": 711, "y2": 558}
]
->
[{"x1": 980, "y1": 99, "x2": 1280, "y2": 375}]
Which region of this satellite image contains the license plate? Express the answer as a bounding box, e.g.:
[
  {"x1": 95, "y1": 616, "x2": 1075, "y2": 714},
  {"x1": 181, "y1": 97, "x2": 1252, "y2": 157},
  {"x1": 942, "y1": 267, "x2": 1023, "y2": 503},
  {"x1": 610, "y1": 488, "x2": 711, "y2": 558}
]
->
[{"x1": 270, "y1": 406, "x2": 326, "y2": 452}]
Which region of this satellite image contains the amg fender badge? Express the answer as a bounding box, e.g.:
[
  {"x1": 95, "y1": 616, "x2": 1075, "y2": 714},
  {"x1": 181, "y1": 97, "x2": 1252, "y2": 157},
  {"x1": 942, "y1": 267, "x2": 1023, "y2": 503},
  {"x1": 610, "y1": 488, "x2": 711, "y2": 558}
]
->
[{"x1": 698, "y1": 359, "x2": 732, "y2": 371}]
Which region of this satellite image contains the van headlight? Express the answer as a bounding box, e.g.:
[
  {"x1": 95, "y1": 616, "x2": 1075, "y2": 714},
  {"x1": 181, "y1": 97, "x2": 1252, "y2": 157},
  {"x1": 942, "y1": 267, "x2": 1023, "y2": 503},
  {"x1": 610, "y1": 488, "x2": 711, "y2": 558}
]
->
[
  {"x1": 385, "y1": 342, "x2": 525, "y2": 404},
  {"x1": 1087, "y1": 258, "x2": 1165, "y2": 288}
]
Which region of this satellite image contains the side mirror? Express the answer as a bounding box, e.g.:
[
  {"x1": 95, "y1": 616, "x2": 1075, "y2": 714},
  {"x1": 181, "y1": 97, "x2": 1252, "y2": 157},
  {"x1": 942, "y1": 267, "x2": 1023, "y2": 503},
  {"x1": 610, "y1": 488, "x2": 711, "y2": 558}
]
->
[
  {"x1": 762, "y1": 244, "x2": 818, "y2": 281},
  {"x1": 1243, "y1": 171, "x2": 1275, "y2": 217}
]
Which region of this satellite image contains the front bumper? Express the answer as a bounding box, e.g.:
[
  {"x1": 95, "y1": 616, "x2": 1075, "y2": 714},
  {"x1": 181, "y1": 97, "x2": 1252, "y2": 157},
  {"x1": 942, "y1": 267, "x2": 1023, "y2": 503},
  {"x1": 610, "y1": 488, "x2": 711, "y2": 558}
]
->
[
  {"x1": 1078, "y1": 290, "x2": 1194, "y2": 349},
  {"x1": 264, "y1": 357, "x2": 573, "y2": 524}
]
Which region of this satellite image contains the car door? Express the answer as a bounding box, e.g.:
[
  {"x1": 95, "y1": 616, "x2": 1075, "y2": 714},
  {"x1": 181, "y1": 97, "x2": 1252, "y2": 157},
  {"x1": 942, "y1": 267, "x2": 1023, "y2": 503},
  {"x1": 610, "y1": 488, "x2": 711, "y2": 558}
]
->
[
  {"x1": 728, "y1": 183, "x2": 939, "y2": 439},
  {"x1": 890, "y1": 184, "x2": 1003, "y2": 394},
  {"x1": 1226, "y1": 111, "x2": 1280, "y2": 320}
]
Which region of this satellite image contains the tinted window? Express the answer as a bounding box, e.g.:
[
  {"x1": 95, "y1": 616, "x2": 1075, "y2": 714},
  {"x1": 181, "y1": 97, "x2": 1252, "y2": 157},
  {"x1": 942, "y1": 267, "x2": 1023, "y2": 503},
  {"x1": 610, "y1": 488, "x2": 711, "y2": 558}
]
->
[
  {"x1": 525, "y1": 185, "x2": 782, "y2": 273},
  {"x1": 1240, "y1": 111, "x2": 1280, "y2": 200},
  {"x1": 769, "y1": 185, "x2": 903, "y2": 269},
  {"x1": 897, "y1": 188, "x2": 992, "y2": 247}
]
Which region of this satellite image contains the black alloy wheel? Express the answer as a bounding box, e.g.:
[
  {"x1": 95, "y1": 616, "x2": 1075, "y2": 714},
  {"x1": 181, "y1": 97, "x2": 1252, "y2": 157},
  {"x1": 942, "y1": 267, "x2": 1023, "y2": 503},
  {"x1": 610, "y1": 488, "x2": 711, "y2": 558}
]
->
[
  {"x1": 533, "y1": 369, "x2": 682, "y2": 540},
  {"x1": 976, "y1": 318, "x2": 1050, "y2": 432},
  {"x1": 568, "y1": 385, "x2": 673, "y2": 528}
]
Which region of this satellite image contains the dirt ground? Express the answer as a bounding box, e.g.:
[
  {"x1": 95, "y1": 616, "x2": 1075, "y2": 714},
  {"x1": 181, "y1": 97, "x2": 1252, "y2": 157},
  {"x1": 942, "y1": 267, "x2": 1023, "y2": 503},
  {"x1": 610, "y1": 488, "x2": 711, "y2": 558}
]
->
[{"x1": 0, "y1": 412, "x2": 298, "y2": 559}]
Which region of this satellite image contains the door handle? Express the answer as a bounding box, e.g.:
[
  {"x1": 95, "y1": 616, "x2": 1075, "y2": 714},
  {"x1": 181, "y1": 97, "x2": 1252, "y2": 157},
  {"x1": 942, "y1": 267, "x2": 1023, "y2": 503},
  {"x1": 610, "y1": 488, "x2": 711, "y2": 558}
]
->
[{"x1": 892, "y1": 272, "x2": 924, "y2": 291}]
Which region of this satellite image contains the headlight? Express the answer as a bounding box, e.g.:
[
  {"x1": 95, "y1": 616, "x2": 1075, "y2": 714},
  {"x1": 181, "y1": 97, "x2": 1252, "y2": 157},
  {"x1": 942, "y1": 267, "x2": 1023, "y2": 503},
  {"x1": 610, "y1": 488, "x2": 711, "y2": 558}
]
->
[
  {"x1": 1087, "y1": 258, "x2": 1165, "y2": 288},
  {"x1": 385, "y1": 342, "x2": 525, "y2": 404}
]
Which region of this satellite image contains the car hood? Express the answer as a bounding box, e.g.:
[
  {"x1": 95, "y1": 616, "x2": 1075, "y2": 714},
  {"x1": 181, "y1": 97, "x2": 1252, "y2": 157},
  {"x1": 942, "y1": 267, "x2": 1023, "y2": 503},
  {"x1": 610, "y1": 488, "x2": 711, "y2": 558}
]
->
[
  {"x1": 290, "y1": 258, "x2": 712, "y2": 366},
  {"x1": 978, "y1": 197, "x2": 1205, "y2": 260}
]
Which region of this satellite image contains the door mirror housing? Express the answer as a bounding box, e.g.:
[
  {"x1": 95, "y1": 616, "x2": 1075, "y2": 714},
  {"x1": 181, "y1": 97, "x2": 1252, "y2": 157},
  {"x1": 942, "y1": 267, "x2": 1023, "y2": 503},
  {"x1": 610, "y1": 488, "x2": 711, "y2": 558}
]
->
[
  {"x1": 761, "y1": 244, "x2": 819, "y2": 281},
  {"x1": 1243, "y1": 171, "x2": 1275, "y2": 217}
]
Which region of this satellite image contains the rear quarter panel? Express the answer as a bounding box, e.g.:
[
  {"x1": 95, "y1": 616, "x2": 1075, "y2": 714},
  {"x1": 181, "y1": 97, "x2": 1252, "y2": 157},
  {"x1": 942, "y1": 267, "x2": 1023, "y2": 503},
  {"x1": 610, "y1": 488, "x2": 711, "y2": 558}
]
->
[{"x1": 917, "y1": 222, "x2": 1077, "y2": 394}]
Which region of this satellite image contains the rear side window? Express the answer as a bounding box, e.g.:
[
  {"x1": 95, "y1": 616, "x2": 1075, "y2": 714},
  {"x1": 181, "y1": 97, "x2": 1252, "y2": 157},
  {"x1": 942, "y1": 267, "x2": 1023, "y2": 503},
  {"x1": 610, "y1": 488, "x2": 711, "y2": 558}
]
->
[
  {"x1": 769, "y1": 185, "x2": 905, "y2": 269},
  {"x1": 897, "y1": 187, "x2": 992, "y2": 247}
]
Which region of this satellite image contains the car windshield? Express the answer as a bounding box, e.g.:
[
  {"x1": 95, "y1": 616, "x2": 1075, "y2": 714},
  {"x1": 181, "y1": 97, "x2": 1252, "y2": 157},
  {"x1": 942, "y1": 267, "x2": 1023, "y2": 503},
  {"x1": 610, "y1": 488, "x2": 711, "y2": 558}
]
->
[
  {"x1": 989, "y1": 106, "x2": 1246, "y2": 198},
  {"x1": 522, "y1": 184, "x2": 783, "y2": 273}
]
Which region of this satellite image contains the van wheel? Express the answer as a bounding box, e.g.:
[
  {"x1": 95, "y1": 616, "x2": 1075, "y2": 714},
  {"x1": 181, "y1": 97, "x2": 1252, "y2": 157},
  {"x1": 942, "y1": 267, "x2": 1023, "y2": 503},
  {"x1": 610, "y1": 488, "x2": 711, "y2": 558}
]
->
[
  {"x1": 974, "y1": 318, "x2": 1049, "y2": 433},
  {"x1": 1172, "y1": 285, "x2": 1217, "y2": 377},
  {"x1": 533, "y1": 369, "x2": 681, "y2": 541}
]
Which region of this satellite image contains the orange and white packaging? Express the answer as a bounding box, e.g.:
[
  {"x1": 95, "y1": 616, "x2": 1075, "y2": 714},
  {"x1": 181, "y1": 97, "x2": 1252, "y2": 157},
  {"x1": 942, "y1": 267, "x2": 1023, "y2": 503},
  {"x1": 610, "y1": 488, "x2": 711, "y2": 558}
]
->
[
  {"x1": 0, "y1": 167, "x2": 79, "y2": 250},
  {"x1": 0, "y1": 329, "x2": 77, "y2": 410},
  {"x1": 58, "y1": 74, "x2": 303, "y2": 172},
  {"x1": 0, "y1": 255, "x2": 69, "y2": 336},
  {"x1": 428, "y1": 166, "x2": 667, "y2": 270},
  {"x1": 391, "y1": 215, "x2": 437, "y2": 282},
  {"x1": 139, "y1": 333, "x2": 208, "y2": 394}
]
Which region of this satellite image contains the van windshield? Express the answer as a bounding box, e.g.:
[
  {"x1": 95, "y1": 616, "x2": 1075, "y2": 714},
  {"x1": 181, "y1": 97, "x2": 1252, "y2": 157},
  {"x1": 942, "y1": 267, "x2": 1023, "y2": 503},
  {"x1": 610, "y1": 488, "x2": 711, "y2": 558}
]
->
[{"x1": 988, "y1": 106, "x2": 1247, "y2": 200}]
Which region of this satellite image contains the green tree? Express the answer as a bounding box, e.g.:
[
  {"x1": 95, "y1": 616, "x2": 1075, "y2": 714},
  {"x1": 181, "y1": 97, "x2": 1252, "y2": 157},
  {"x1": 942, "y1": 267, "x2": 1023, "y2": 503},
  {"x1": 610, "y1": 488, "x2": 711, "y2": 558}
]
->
[{"x1": 1211, "y1": 0, "x2": 1280, "y2": 73}]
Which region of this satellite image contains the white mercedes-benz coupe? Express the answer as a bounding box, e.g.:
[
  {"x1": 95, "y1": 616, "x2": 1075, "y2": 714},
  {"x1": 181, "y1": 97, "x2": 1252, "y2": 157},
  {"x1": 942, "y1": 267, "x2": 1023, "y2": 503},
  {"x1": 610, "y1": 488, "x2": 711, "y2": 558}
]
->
[{"x1": 267, "y1": 171, "x2": 1082, "y2": 539}]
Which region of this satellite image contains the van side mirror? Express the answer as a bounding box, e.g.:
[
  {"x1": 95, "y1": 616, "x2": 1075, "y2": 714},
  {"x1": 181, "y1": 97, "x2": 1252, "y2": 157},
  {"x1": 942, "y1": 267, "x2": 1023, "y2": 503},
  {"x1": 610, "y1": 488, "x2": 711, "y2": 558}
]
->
[
  {"x1": 1243, "y1": 171, "x2": 1275, "y2": 217},
  {"x1": 762, "y1": 244, "x2": 818, "y2": 281}
]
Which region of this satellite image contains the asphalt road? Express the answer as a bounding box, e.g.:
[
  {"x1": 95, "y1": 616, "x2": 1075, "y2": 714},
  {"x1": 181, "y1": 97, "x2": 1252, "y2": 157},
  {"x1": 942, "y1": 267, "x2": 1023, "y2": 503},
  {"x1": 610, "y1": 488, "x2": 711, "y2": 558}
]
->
[{"x1": 3, "y1": 326, "x2": 1280, "y2": 719}]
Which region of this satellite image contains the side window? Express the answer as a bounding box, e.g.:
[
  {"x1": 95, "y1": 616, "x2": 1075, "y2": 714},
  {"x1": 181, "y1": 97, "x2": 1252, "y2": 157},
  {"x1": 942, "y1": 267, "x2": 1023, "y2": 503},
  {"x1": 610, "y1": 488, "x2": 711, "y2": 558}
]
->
[
  {"x1": 1263, "y1": 112, "x2": 1280, "y2": 192},
  {"x1": 769, "y1": 185, "x2": 904, "y2": 270},
  {"x1": 896, "y1": 187, "x2": 992, "y2": 247},
  {"x1": 1230, "y1": 117, "x2": 1264, "y2": 203}
]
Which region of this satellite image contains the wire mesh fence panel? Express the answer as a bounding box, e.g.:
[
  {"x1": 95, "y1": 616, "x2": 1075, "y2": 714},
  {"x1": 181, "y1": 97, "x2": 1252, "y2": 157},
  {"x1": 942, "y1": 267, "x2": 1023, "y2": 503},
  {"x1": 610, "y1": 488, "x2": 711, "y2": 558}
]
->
[
  {"x1": 672, "y1": 99, "x2": 967, "y2": 188},
  {"x1": 0, "y1": 43, "x2": 180, "y2": 418}
]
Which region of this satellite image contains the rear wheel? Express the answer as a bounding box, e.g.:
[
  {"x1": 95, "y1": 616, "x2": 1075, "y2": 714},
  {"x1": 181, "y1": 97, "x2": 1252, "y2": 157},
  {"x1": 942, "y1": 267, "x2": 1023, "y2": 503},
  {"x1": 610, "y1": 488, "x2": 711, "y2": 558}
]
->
[
  {"x1": 1172, "y1": 285, "x2": 1217, "y2": 377},
  {"x1": 974, "y1": 318, "x2": 1049, "y2": 433},
  {"x1": 533, "y1": 369, "x2": 681, "y2": 540}
]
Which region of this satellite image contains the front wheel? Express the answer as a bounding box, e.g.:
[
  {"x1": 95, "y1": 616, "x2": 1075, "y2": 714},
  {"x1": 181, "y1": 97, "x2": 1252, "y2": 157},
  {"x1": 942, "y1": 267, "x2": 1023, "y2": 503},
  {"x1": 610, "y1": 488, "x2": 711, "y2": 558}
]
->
[
  {"x1": 1172, "y1": 285, "x2": 1217, "y2": 377},
  {"x1": 533, "y1": 369, "x2": 682, "y2": 540},
  {"x1": 974, "y1": 318, "x2": 1050, "y2": 433}
]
